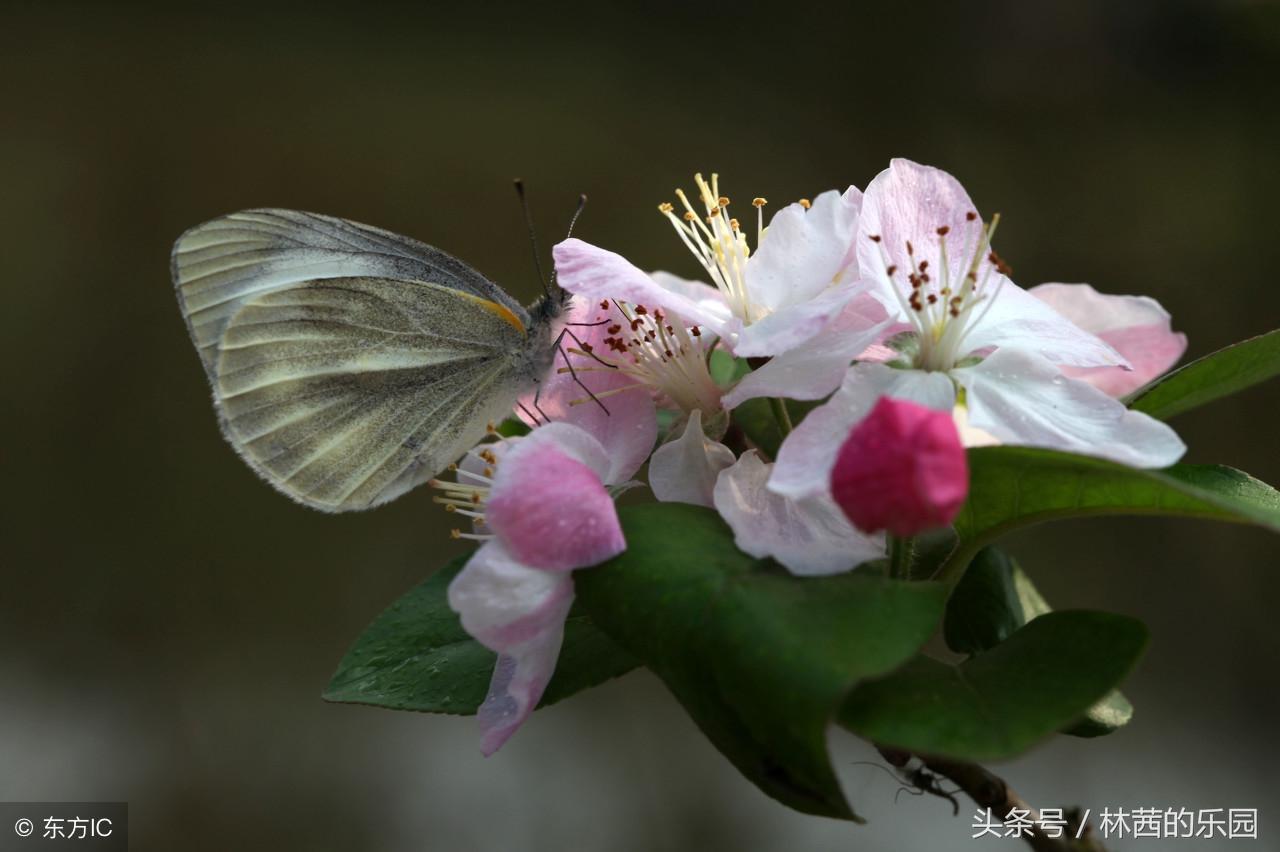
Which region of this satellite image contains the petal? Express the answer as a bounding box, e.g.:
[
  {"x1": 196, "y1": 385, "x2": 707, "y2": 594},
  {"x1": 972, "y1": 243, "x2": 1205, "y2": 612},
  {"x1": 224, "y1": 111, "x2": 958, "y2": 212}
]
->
[
  {"x1": 486, "y1": 424, "x2": 626, "y2": 571},
  {"x1": 722, "y1": 295, "x2": 893, "y2": 407},
  {"x1": 769, "y1": 362, "x2": 956, "y2": 499},
  {"x1": 953, "y1": 347, "x2": 1187, "y2": 468},
  {"x1": 857, "y1": 159, "x2": 989, "y2": 311},
  {"x1": 1030, "y1": 283, "x2": 1188, "y2": 396},
  {"x1": 447, "y1": 541, "x2": 575, "y2": 754},
  {"x1": 746, "y1": 187, "x2": 862, "y2": 311},
  {"x1": 649, "y1": 409, "x2": 736, "y2": 507},
  {"x1": 731, "y1": 280, "x2": 867, "y2": 358},
  {"x1": 713, "y1": 451, "x2": 884, "y2": 576},
  {"x1": 958, "y1": 276, "x2": 1129, "y2": 369},
  {"x1": 520, "y1": 361, "x2": 657, "y2": 484},
  {"x1": 552, "y1": 238, "x2": 733, "y2": 335}
]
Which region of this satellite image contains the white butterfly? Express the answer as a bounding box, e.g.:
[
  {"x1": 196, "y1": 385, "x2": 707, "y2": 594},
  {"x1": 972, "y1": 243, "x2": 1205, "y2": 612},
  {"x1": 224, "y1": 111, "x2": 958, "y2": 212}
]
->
[{"x1": 172, "y1": 209, "x2": 568, "y2": 512}]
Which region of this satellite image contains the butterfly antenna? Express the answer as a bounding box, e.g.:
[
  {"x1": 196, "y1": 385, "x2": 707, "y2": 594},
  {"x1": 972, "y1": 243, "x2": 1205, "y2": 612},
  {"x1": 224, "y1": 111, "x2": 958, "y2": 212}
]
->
[
  {"x1": 566, "y1": 193, "x2": 588, "y2": 239},
  {"x1": 513, "y1": 179, "x2": 550, "y2": 298}
]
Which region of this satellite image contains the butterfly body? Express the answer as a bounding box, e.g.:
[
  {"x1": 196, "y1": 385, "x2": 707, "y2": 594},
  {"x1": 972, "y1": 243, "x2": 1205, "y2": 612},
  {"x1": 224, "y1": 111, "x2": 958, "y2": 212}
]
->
[{"x1": 172, "y1": 209, "x2": 565, "y2": 512}]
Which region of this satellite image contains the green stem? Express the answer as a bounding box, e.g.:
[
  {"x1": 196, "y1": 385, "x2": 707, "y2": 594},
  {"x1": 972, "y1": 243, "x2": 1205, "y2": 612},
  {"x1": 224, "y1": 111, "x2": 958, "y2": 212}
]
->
[
  {"x1": 889, "y1": 536, "x2": 915, "y2": 580},
  {"x1": 768, "y1": 397, "x2": 794, "y2": 436}
]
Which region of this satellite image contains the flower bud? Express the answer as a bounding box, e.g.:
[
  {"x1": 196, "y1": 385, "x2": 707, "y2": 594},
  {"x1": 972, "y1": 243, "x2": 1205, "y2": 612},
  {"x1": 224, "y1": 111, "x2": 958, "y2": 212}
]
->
[{"x1": 830, "y1": 397, "x2": 968, "y2": 536}]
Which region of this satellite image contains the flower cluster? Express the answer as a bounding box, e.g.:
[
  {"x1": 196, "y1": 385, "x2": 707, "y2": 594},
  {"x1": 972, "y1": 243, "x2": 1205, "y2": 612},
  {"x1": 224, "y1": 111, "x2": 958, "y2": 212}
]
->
[{"x1": 443, "y1": 159, "x2": 1187, "y2": 751}]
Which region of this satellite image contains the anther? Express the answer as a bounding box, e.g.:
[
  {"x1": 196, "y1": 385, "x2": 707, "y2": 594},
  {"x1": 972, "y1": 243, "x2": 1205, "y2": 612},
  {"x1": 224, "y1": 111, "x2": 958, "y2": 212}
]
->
[
  {"x1": 718, "y1": 196, "x2": 730, "y2": 207},
  {"x1": 798, "y1": 198, "x2": 811, "y2": 209},
  {"x1": 965, "y1": 211, "x2": 977, "y2": 221},
  {"x1": 886, "y1": 265, "x2": 898, "y2": 276},
  {"x1": 752, "y1": 197, "x2": 767, "y2": 208},
  {"x1": 658, "y1": 202, "x2": 674, "y2": 214},
  {"x1": 936, "y1": 225, "x2": 950, "y2": 236},
  {"x1": 869, "y1": 234, "x2": 882, "y2": 242}
]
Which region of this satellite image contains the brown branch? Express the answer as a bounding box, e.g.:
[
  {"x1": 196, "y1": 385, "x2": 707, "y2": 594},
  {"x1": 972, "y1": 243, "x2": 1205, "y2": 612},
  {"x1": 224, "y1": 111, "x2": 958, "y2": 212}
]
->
[{"x1": 878, "y1": 748, "x2": 1108, "y2": 852}]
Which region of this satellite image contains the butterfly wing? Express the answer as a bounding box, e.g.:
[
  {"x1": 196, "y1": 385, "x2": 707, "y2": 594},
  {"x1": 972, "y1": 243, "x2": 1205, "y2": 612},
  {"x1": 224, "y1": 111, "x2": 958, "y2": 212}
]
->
[
  {"x1": 173, "y1": 211, "x2": 538, "y2": 512},
  {"x1": 173, "y1": 208, "x2": 530, "y2": 380}
]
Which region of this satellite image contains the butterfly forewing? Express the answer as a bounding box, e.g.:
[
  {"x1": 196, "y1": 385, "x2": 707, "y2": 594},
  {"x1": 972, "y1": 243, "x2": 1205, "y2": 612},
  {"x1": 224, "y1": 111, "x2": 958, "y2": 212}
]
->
[
  {"x1": 173, "y1": 208, "x2": 529, "y2": 380},
  {"x1": 173, "y1": 210, "x2": 539, "y2": 512}
]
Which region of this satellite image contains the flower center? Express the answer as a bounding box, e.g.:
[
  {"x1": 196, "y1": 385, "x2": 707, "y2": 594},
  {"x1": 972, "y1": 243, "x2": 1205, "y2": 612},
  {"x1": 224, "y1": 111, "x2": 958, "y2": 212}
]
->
[
  {"x1": 566, "y1": 300, "x2": 722, "y2": 415},
  {"x1": 869, "y1": 212, "x2": 1011, "y2": 372},
  {"x1": 429, "y1": 431, "x2": 508, "y2": 541},
  {"x1": 659, "y1": 173, "x2": 781, "y2": 324}
]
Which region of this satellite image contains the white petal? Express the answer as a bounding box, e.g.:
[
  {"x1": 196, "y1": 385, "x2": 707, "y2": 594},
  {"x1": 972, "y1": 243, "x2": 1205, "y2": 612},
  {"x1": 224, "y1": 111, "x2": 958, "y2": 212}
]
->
[
  {"x1": 722, "y1": 303, "x2": 892, "y2": 407},
  {"x1": 730, "y1": 280, "x2": 866, "y2": 358},
  {"x1": 713, "y1": 451, "x2": 884, "y2": 576},
  {"x1": 746, "y1": 187, "x2": 862, "y2": 311},
  {"x1": 961, "y1": 275, "x2": 1129, "y2": 368},
  {"x1": 649, "y1": 409, "x2": 736, "y2": 507},
  {"x1": 953, "y1": 347, "x2": 1186, "y2": 468},
  {"x1": 1029, "y1": 283, "x2": 1187, "y2": 397},
  {"x1": 446, "y1": 541, "x2": 576, "y2": 755},
  {"x1": 769, "y1": 363, "x2": 956, "y2": 499}
]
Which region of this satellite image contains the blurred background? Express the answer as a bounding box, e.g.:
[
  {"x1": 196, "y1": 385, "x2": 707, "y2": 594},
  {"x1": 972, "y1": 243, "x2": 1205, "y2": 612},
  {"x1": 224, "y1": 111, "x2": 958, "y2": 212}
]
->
[{"x1": 2, "y1": 1, "x2": 1278, "y2": 849}]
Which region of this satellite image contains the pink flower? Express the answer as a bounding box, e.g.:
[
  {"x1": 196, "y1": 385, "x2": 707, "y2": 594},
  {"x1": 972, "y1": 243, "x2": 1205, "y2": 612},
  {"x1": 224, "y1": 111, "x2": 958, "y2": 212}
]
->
[
  {"x1": 442, "y1": 351, "x2": 656, "y2": 754},
  {"x1": 830, "y1": 397, "x2": 968, "y2": 536}
]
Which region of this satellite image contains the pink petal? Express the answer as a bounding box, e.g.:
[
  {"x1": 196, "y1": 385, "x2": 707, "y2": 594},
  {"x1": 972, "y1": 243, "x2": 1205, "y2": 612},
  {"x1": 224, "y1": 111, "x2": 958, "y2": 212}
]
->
[
  {"x1": 769, "y1": 363, "x2": 957, "y2": 500},
  {"x1": 1030, "y1": 283, "x2": 1187, "y2": 396},
  {"x1": 486, "y1": 425, "x2": 626, "y2": 571},
  {"x1": 649, "y1": 409, "x2": 736, "y2": 507},
  {"x1": 830, "y1": 397, "x2": 969, "y2": 536},
  {"x1": 953, "y1": 347, "x2": 1186, "y2": 468},
  {"x1": 713, "y1": 451, "x2": 884, "y2": 576},
  {"x1": 552, "y1": 238, "x2": 733, "y2": 335},
  {"x1": 746, "y1": 187, "x2": 862, "y2": 312},
  {"x1": 447, "y1": 541, "x2": 575, "y2": 754}
]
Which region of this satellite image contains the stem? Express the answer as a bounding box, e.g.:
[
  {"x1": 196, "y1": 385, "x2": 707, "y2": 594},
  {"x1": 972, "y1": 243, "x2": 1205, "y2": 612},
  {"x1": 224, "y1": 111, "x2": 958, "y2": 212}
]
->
[
  {"x1": 878, "y1": 748, "x2": 1108, "y2": 852},
  {"x1": 888, "y1": 536, "x2": 914, "y2": 580},
  {"x1": 768, "y1": 397, "x2": 794, "y2": 436}
]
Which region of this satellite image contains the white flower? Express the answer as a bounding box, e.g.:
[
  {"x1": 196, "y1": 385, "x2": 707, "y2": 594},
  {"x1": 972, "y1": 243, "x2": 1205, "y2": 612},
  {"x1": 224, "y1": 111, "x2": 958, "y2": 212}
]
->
[
  {"x1": 553, "y1": 172, "x2": 871, "y2": 358},
  {"x1": 753, "y1": 159, "x2": 1186, "y2": 500}
]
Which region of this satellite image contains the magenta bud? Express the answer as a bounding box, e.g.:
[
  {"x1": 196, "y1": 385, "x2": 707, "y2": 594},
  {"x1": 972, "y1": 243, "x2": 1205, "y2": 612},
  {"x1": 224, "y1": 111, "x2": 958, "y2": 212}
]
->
[{"x1": 830, "y1": 397, "x2": 969, "y2": 536}]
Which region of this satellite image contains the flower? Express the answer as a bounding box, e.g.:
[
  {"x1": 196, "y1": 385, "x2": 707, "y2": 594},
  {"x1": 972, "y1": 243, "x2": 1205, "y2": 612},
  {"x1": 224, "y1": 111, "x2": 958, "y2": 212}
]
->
[
  {"x1": 553, "y1": 172, "x2": 871, "y2": 358},
  {"x1": 537, "y1": 295, "x2": 723, "y2": 420},
  {"x1": 830, "y1": 397, "x2": 968, "y2": 536},
  {"x1": 441, "y1": 360, "x2": 655, "y2": 754},
  {"x1": 762, "y1": 159, "x2": 1187, "y2": 500}
]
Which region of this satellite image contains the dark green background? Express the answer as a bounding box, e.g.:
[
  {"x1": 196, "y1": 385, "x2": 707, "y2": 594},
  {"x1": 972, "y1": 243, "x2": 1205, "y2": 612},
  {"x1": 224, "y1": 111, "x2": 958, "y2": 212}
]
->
[{"x1": 3, "y1": 2, "x2": 1277, "y2": 849}]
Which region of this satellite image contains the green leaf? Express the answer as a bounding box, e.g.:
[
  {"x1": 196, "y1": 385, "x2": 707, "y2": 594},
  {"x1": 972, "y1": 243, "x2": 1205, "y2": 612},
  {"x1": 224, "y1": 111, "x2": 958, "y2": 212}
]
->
[
  {"x1": 940, "y1": 447, "x2": 1280, "y2": 582},
  {"x1": 944, "y1": 547, "x2": 1133, "y2": 737},
  {"x1": 324, "y1": 553, "x2": 638, "y2": 714},
  {"x1": 575, "y1": 503, "x2": 948, "y2": 821},
  {"x1": 1127, "y1": 328, "x2": 1280, "y2": 420},
  {"x1": 840, "y1": 610, "x2": 1148, "y2": 761},
  {"x1": 495, "y1": 416, "x2": 531, "y2": 437}
]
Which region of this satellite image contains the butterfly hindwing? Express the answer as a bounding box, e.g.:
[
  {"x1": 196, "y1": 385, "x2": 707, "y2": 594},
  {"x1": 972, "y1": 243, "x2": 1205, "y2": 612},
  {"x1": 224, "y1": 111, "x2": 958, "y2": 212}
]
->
[{"x1": 211, "y1": 276, "x2": 533, "y2": 511}]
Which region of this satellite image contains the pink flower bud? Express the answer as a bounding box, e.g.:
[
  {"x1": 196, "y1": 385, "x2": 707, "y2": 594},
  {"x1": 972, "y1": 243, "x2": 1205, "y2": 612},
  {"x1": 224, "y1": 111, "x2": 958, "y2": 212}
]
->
[{"x1": 830, "y1": 397, "x2": 968, "y2": 536}]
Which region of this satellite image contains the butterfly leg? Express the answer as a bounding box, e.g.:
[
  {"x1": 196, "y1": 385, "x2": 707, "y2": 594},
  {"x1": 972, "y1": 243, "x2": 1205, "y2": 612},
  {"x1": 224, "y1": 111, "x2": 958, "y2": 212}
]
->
[{"x1": 551, "y1": 327, "x2": 612, "y2": 415}]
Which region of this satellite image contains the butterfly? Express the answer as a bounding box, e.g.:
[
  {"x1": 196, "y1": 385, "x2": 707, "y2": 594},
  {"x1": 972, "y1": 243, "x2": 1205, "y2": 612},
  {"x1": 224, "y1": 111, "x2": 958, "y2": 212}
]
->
[{"x1": 172, "y1": 207, "x2": 574, "y2": 512}]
